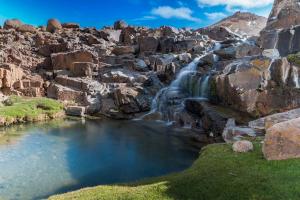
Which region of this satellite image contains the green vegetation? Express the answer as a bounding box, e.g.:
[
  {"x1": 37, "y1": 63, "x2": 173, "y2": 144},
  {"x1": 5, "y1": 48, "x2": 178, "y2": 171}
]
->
[
  {"x1": 0, "y1": 96, "x2": 64, "y2": 125},
  {"x1": 287, "y1": 52, "x2": 300, "y2": 66},
  {"x1": 50, "y1": 142, "x2": 300, "y2": 200}
]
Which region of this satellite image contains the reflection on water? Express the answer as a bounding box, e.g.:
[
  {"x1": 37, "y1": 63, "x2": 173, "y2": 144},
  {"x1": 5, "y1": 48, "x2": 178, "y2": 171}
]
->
[{"x1": 0, "y1": 119, "x2": 199, "y2": 200}]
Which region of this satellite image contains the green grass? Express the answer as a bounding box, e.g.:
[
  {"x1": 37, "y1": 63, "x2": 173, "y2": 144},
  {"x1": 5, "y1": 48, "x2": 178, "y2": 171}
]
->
[
  {"x1": 50, "y1": 142, "x2": 300, "y2": 200},
  {"x1": 0, "y1": 96, "x2": 63, "y2": 123}
]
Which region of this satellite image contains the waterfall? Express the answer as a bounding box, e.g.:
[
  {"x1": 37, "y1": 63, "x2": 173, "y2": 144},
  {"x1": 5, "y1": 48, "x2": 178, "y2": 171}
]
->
[
  {"x1": 293, "y1": 66, "x2": 300, "y2": 88},
  {"x1": 146, "y1": 57, "x2": 211, "y2": 122},
  {"x1": 142, "y1": 42, "x2": 220, "y2": 122},
  {"x1": 200, "y1": 75, "x2": 210, "y2": 98}
]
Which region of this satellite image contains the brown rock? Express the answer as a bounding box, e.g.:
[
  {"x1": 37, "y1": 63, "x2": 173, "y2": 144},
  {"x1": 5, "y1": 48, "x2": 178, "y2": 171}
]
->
[
  {"x1": 263, "y1": 118, "x2": 300, "y2": 160},
  {"x1": 17, "y1": 24, "x2": 36, "y2": 33},
  {"x1": 51, "y1": 50, "x2": 95, "y2": 70},
  {"x1": 62, "y1": 23, "x2": 80, "y2": 29},
  {"x1": 46, "y1": 19, "x2": 62, "y2": 33},
  {"x1": 3, "y1": 19, "x2": 23, "y2": 30},
  {"x1": 71, "y1": 62, "x2": 93, "y2": 77},
  {"x1": 112, "y1": 46, "x2": 136, "y2": 55}
]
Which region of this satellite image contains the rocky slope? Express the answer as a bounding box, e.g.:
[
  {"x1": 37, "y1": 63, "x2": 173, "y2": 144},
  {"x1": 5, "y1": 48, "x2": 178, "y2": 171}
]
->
[
  {"x1": 210, "y1": 11, "x2": 267, "y2": 37},
  {"x1": 1, "y1": 1, "x2": 300, "y2": 154}
]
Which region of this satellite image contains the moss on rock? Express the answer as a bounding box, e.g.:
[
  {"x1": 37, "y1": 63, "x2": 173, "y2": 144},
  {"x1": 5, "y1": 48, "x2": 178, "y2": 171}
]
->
[{"x1": 287, "y1": 52, "x2": 300, "y2": 66}]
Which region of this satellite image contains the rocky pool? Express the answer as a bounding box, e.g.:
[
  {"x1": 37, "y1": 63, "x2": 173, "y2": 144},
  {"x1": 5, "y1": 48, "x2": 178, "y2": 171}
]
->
[{"x1": 0, "y1": 119, "x2": 199, "y2": 200}]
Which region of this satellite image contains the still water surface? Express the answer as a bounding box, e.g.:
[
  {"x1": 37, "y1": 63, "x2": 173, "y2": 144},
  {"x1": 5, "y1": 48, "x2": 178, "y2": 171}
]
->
[{"x1": 0, "y1": 119, "x2": 199, "y2": 200}]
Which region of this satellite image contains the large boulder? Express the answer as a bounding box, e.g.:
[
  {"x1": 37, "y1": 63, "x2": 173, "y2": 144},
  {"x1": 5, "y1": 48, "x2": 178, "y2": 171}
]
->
[
  {"x1": 51, "y1": 50, "x2": 95, "y2": 70},
  {"x1": 249, "y1": 108, "x2": 300, "y2": 130},
  {"x1": 139, "y1": 37, "x2": 159, "y2": 53},
  {"x1": 114, "y1": 20, "x2": 128, "y2": 30},
  {"x1": 17, "y1": 24, "x2": 36, "y2": 33},
  {"x1": 197, "y1": 26, "x2": 237, "y2": 41},
  {"x1": 66, "y1": 106, "x2": 85, "y2": 117},
  {"x1": 46, "y1": 19, "x2": 62, "y2": 33},
  {"x1": 263, "y1": 118, "x2": 300, "y2": 160},
  {"x1": 3, "y1": 19, "x2": 23, "y2": 30}
]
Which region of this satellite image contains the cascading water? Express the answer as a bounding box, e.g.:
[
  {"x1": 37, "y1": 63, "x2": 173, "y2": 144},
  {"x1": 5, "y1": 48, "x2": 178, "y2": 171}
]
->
[
  {"x1": 293, "y1": 66, "x2": 300, "y2": 88},
  {"x1": 147, "y1": 52, "x2": 214, "y2": 122}
]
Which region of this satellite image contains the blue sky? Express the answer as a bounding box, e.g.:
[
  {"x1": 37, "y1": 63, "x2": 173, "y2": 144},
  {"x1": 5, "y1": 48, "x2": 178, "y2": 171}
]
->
[{"x1": 0, "y1": 0, "x2": 273, "y2": 29}]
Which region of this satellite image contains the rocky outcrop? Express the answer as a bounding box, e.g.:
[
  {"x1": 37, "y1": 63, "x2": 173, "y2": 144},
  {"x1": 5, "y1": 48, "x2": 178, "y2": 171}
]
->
[
  {"x1": 259, "y1": 0, "x2": 300, "y2": 55},
  {"x1": 211, "y1": 12, "x2": 267, "y2": 37}
]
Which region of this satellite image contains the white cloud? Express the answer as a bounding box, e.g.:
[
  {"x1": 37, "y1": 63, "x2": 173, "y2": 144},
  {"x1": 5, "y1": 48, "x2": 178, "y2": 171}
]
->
[
  {"x1": 197, "y1": 0, "x2": 273, "y2": 9},
  {"x1": 151, "y1": 6, "x2": 201, "y2": 22},
  {"x1": 132, "y1": 16, "x2": 157, "y2": 21},
  {"x1": 205, "y1": 12, "x2": 227, "y2": 20}
]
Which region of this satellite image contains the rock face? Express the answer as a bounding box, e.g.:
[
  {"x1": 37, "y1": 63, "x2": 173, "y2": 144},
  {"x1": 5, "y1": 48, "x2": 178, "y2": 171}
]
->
[
  {"x1": 263, "y1": 118, "x2": 300, "y2": 160},
  {"x1": 211, "y1": 12, "x2": 267, "y2": 37},
  {"x1": 259, "y1": 0, "x2": 300, "y2": 55},
  {"x1": 265, "y1": 0, "x2": 300, "y2": 31}
]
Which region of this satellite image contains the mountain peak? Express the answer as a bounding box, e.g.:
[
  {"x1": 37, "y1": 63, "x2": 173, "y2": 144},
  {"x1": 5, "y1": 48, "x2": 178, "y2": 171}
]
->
[{"x1": 211, "y1": 12, "x2": 267, "y2": 37}]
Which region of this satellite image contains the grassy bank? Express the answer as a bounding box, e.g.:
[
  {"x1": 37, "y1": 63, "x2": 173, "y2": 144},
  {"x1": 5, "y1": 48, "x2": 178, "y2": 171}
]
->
[
  {"x1": 0, "y1": 96, "x2": 64, "y2": 126},
  {"x1": 50, "y1": 142, "x2": 300, "y2": 200}
]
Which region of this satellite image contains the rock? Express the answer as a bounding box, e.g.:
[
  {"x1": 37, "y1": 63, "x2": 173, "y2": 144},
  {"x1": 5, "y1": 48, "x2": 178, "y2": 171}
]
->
[
  {"x1": 222, "y1": 119, "x2": 257, "y2": 143},
  {"x1": 66, "y1": 106, "x2": 85, "y2": 117},
  {"x1": 51, "y1": 50, "x2": 95, "y2": 70},
  {"x1": 211, "y1": 11, "x2": 267, "y2": 37},
  {"x1": 264, "y1": 0, "x2": 300, "y2": 31},
  {"x1": 263, "y1": 118, "x2": 300, "y2": 160},
  {"x1": 249, "y1": 108, "x2": 300, "y2": 131},
  {"x1": 197, "y1": 26, "x2": 237, "y2": 41},
  {"x1": 114, "y1": 20, "x2": 128, "y2": 30},
  {"x1": 112, "y1": 46, "x2": 136, "y2": 55},
  {"x1": 215, "y1": 43, "x2": 261, "y2": 60},
  {"x1": 233, "y1": 140, "x2": 253, "y2": 153},
  {"x1": 62, "y1": 23, "x2": 80, "y2": 29},
  {"x1": 71, "y1": 62, "x2": 93, "y2": 77},
  {"x1": 0, "y1": 63, "x2": 24, "y2": 88},
  {"x1": 47, "y1": 83, "x2": 84, "y2": 103},
  {"x1": 87, "y1": 35, "x2": 102, "y2": 45},
  {"x1": 17, "y1": 24, "x2": 36, "y2": 33},
  {"x1": 139, "y1": 37, "x2": 159, "y2": 53},
  {"x1": 46, "y1": 19, "x2": 62, "y2": 33},
  {"x1": 99, "y1": 29, "x2": 121, "y2": 42},
  {"x1": 260, "y1": 0, "x2": 300, "y2": 52},
  {"x1": 38, "y1": 43, "x2": 69, "y2": 57},
  {"x1": 3, "y1": 19, "x2": 23, "y2": 30},
  {"x1": 185, "y1": 99, "x2": 229, "y2": 136}
]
